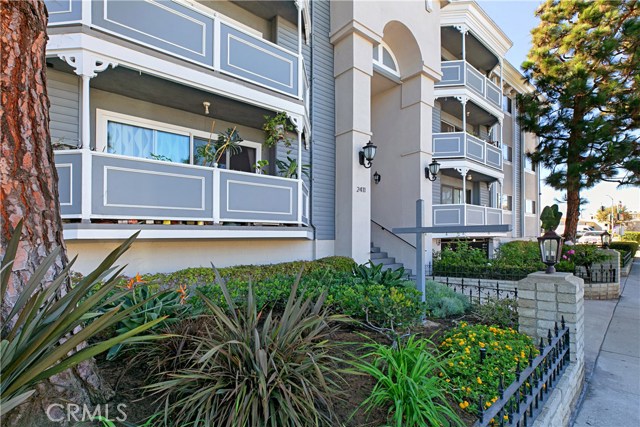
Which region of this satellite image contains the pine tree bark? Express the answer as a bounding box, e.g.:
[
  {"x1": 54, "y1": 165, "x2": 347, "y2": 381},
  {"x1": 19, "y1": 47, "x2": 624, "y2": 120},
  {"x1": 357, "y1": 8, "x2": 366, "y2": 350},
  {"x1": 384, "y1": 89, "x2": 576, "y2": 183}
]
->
[{"x1": 1, "y1": 1, "x2": 113, "y2": 425}]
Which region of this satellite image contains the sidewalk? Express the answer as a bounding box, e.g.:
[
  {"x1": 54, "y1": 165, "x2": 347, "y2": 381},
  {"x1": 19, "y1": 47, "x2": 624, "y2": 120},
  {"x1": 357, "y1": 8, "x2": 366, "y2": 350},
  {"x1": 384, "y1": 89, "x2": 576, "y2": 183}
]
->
[{"x1": 571, "y1": 258, "x2": 640, "y2": 427}]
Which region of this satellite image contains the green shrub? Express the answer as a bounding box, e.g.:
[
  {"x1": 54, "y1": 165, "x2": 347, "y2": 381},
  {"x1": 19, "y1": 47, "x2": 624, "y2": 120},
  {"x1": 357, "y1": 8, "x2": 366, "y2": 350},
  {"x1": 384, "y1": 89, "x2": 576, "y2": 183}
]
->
[
  {"x1": 146, "y1": 275, "x2": 348, "y2": 427},
  {"x1": 326, "y1": 281, "x2": 423, "y2": 329},
  {"x1": 136, "y1": 256, "x2": 356, "y2": 290},
  {"x1": 471, "y1": 298, "x2": 519, "y2": 329},
  {"x1": 622, "y1": 231, "x2": 640, "y2": 244},
  {"x1": 556, "y1": 244, "x2": 611, "y2": 272},
  {"x1": 492, "y1": 241, "x2": 544, "y2": 270},
  {"x1": 434, "y1": 240, "x2": 488, "y2": 270},
  {"x1": 189, "y1": 269, "x2": 424, "y2": 330},
  {"x1": 352, "y1": 261, "x2": 407, "y2": 288},
  {"x1": 610, "y1": 241, "x2": 639, "y2": 256},
  {"x1": 354, "y1": 336, "x2": 464, "y2": 427},
  {"x1": 440, "y1": 323, "x2": 538, "y2": 414},
  {"x1": 424, "y1": 280, "x2": 470, "y2": 318},
  {"x1": 105, "y1": 281, "x2": 187, "y2": 360}
]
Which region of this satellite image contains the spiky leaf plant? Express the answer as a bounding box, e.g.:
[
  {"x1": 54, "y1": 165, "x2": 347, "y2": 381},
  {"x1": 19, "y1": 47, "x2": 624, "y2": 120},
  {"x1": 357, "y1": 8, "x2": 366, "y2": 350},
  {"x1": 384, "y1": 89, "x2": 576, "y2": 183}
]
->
[
  {"x1": 354, "y1": 335, "x2": 464, "y2": 427},
  {"x1": 0, "y1": 221, "x2": 165, "y2": 416},
  {"x1": 146, "y1": 269, "x2": 349, "y2": 427}
]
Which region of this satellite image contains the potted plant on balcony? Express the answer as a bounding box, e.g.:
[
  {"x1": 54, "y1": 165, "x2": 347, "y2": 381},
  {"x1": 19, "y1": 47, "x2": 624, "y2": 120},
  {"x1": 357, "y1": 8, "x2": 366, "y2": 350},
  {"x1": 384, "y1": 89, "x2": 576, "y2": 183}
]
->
[
  {"x1": 195, "y1": 121, "x2": 243, "y2": 168},
  {"x1": 262, "y1": 111, "x2": 296, "y2": 149}
]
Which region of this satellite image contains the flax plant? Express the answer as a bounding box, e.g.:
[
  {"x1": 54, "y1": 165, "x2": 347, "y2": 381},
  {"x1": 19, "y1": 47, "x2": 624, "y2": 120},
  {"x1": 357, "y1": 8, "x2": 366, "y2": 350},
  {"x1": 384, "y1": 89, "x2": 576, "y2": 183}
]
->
[{"x1": 146, "y1": 269, "x2": 349, "y2": 427}]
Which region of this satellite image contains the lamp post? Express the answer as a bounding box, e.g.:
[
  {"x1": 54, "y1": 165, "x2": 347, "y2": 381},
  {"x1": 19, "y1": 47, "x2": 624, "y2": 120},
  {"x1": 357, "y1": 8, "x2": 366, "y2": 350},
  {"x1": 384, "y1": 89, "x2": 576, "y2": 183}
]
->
[
  {"x1": 538, "y1": 230, "x2": 564, "y2": 274},
  {"x1": 606, "y1": 195, "x2": 615, "y2": 233}
]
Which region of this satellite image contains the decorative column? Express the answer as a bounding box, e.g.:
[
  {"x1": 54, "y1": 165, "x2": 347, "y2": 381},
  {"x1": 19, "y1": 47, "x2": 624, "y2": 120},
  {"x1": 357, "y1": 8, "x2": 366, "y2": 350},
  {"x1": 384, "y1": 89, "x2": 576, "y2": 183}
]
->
[
  {"x1": 454, "y1": 24, "x2": 469, "y2": 63},
  {"x1": 456, "y1": 167, "x2": 469, "y2": 206},
  {"x1": 331, "y1": 28, "x2": 376, "y2": 263},
  {"x1": 58, "y1": 51, "x2": 117, "y2": 223},
  {"x1": 455, "y1": 95, "x2": 468, "y2": 148}
]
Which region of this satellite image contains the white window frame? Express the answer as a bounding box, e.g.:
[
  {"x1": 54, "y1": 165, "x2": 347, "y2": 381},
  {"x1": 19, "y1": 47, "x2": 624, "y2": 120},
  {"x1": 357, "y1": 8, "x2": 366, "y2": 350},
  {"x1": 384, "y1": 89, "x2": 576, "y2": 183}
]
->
[
  {"x1": 525, "y1": 199, "x2": 536, "y2": 215},
  {"x1": 96, "y1": 109, "x2": 261, "y2": 169},
  {"x1": 373, "y1": 41, "x2": 400, "y2": 78}
]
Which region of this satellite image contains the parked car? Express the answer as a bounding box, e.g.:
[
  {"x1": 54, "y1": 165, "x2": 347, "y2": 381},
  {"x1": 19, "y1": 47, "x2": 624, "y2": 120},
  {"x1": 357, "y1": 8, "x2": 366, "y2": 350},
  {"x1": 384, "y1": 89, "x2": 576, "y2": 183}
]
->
[{"x1": 578, "y1": 231, "x2": 605, "y2": 245}]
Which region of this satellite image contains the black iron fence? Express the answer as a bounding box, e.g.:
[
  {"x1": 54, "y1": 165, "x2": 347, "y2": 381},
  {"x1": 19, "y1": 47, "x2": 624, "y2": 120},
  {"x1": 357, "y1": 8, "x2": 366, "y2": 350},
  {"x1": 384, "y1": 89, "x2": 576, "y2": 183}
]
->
[
  {"x1": 573, "y1": 266, "x2": 617, "y2": 283},
  {"x1": 474, "y1": 318, "x2": 571, "y2": 427},
  {"x1": 428, "y1": 263, "x2": 618, "y2": 285},
  {"x1": 622, "y1": 251, "x2": 633, "y2": 268},
  {"x1": 427, "y1": 263, "x2": 535, "y2": 281},
  {"x1": 433, "y1": 276, "x2": 517, "y2": 304}
]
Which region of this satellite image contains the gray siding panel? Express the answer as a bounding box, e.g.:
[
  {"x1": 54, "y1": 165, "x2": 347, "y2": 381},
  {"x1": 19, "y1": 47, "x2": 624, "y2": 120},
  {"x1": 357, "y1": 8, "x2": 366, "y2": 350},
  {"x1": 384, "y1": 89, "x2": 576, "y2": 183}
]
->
[
  {"x1": 432, "y1": 102, "x2": 441, "y2": 205},
  {"x1": 47, "y1": 69, "x2": 80, "y2": 145},
  {"x1": 309, "y1": 0, "x2": 335, "y2": 240},
  {"x1": 513, "y1": 104, "x2": 522, "y2": 238}
]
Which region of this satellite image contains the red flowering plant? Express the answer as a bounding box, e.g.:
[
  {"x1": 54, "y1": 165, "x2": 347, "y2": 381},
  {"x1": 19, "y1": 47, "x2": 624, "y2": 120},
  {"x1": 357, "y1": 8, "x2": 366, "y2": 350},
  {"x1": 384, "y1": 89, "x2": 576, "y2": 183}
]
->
[
  {"x1": 105, "y1": 273, "x2": 187, "y2": 360},
  {"x1": 556, "y1": 244, "x2": 610, "y2": 274}
]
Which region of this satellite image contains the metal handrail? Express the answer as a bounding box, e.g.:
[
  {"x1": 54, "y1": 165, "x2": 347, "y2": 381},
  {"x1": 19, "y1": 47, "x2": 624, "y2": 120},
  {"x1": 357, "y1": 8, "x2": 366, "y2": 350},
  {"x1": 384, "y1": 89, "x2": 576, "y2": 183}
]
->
[{"x1": 371, "y1": 219, "x2": 416, "y2": 249}]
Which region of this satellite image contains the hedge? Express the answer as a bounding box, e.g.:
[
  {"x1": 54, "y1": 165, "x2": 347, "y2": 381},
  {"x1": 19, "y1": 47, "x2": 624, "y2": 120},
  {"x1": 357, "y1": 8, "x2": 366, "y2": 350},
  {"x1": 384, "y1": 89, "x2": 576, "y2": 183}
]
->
[
  {"x1": 610, "y1": 241, "x2": 639, "y2": 257},
  {"x1": 622, "y1": 231, "x2": 640, "y2": 244}
]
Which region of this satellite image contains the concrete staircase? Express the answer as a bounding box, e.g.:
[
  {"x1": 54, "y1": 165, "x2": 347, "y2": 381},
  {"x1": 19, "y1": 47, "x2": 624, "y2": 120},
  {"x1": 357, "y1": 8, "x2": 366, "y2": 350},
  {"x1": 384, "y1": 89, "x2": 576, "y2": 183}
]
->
[{"x1": 370, "y1": 243, "x2": 413, "y2": 278}]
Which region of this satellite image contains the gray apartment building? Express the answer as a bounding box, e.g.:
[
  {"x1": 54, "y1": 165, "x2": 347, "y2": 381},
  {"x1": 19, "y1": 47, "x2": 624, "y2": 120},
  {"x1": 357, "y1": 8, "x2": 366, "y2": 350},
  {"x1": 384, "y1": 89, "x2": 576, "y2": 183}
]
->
[{"x1": 43, "y1": 0, "x2": 539, "y2": 275}]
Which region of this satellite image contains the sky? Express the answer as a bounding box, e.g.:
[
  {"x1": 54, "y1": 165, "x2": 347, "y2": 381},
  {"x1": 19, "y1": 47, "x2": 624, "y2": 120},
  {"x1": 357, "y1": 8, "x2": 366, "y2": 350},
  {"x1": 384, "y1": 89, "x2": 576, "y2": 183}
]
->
[{"x1": 476, "y1": 0, "x2": 640, "y2": 218}]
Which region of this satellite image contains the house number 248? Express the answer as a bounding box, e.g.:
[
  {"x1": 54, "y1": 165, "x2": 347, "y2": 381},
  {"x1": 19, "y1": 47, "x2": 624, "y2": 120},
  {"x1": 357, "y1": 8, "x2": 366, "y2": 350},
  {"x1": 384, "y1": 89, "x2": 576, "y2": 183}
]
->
[{"x1": 356, "y1": 187, "x2": 366, "y2": 193}]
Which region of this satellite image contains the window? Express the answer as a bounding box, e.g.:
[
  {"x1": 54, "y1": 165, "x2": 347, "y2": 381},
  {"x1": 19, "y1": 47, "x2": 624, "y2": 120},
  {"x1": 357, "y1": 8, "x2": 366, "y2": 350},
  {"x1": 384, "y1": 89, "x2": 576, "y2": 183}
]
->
[
  {"x1": 440, "y1": 121, "x2": 461, "y2": 133},
  {"x1": 524, "y1": 156, "x2": 536, "y2": 172},
  {"x1": 98, "y1": 110, "x2": 261, "y2": 172},
  {"x1": 107, "y1": 122, "x2": 190, "y2": 163},
  {"x1": 503, "y1": 95, "x2": 513, "y2": 114},
  {"x1": 441, "y1": 185, "x2": 463, "y2": 204},
  {"x1": 373, "y1": 42, "x2": 400, "y2": 77},
  {"x1": 502, "y1": 144, "x2": 513, "y2": 162},
  {"x1": 502, "y1": 194, "x2": 513, "y2": 211},
  {"x1": 526, "y1": 199, "x2": 536, "y2": 215}
]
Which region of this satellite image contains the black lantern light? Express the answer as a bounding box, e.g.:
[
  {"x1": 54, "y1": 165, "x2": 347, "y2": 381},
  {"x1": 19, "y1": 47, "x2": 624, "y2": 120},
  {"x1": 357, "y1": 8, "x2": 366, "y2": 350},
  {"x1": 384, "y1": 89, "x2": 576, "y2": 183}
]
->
[
  {"x1": 359, "y1": 141, "x2": 377, "y2": 168},
  {"x1": 425, "y1": 159, "x2": 440, "y2": 181},
  {"x1": 373, "y1": 171, "x2": 381, "y2": 184},
  {"x1": 601, "y1": 230, "x2": 611, "y2": 248},
  {"x1": 538, "y1": 230, "x2": 564, "y2": 274}
]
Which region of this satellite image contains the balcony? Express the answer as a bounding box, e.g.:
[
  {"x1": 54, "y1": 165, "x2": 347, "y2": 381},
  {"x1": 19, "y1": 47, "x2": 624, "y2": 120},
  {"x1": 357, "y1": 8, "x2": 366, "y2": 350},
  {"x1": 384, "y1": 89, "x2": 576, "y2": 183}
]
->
[
  {"x1": 433, "y1": 204, "x2": 503, "y2": 228},
  {"x1": 433, "y1": 132, "x2": 503, "y2": 171},
  {"x1": 45, "y1": 0, "x2": 301, "y2": 98},
  {"x1": 435, "y1": 60, "x2": 502, "y2": 110},
  {"x1": 55, "y1": 151, "x2": 309, "y2": 228}
]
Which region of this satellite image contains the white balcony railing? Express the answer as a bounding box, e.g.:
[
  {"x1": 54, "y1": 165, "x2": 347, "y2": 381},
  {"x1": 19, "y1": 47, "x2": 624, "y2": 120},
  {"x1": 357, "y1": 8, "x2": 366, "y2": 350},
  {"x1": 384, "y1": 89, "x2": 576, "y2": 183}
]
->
[
  {"x1": 55, "y1": 150, "x2": 308, "y2": 226},
  {"x1": 436, "y1": 60, "x2": 502, "y2": 109},
  {"x1": 45, "y1": 0, "x2": 302, "y2": 99},
  {"x1": 433, "y1": 204, "x2": 503, "y2": 228},
  {"x1": 432, "y1": 132, "x2": 503, "y2": 171}
]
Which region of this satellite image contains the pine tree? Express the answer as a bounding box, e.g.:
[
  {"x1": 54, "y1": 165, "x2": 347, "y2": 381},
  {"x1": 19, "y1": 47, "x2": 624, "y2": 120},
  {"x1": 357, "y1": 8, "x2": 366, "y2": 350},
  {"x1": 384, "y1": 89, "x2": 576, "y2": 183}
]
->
[
  {"x1": 518, "y1": 0, "x2": 640, "y2": 241},
  {"x1": 1, "y1": 1, "x2": 114, "y2": 423}
]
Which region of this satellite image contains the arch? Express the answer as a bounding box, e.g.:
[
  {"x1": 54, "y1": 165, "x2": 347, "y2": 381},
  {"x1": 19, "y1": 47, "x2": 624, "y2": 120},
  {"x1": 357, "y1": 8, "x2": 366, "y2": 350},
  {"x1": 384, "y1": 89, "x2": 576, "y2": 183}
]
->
[
  {"x1": 380, "y1": 20, "x2": 423, "y2": 80},
  {"x1": 373, "y1": 41, "x2": 400, "y2": 77}
]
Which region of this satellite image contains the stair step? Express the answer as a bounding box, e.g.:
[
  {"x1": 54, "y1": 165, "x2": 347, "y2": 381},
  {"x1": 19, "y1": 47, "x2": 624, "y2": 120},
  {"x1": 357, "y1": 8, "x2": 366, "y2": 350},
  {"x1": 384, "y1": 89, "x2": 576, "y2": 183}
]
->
[
  {"x1": 381, "y1": 263, "x2": 403, "y2": 271},
  {"x1": 370, "y1": 257, "x2": 395, "y2": 265},
  {"x1": 370, "y1": 251, "x2": 389, "y2": 260},
  {"x1": 370, "y1": 246, "x2": 381, "y2": 253}
]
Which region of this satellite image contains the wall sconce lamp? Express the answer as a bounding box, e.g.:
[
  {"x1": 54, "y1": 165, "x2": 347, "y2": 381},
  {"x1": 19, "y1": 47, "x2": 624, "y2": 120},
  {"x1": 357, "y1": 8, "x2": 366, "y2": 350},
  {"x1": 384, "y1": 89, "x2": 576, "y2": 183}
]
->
[
  {"x1": 359, "y1": 141, "x2": 377, "y2": 169},
  {"x1": 373, "y1": 171, "x2": 381, "y2": 184},
  {"x1": 425, "y1": 159, "x2": 440, "y2": 181}
]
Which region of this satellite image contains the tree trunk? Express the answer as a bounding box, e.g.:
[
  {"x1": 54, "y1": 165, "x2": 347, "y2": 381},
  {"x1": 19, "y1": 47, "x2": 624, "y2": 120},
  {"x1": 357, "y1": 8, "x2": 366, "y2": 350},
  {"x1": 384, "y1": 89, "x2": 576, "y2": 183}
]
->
[
  {"x1": 1, "y1": 1, "x2": 113, "y2": 424},
  {"x1": 563, "y1": 185, "x2": 580, "y2": 243}
]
